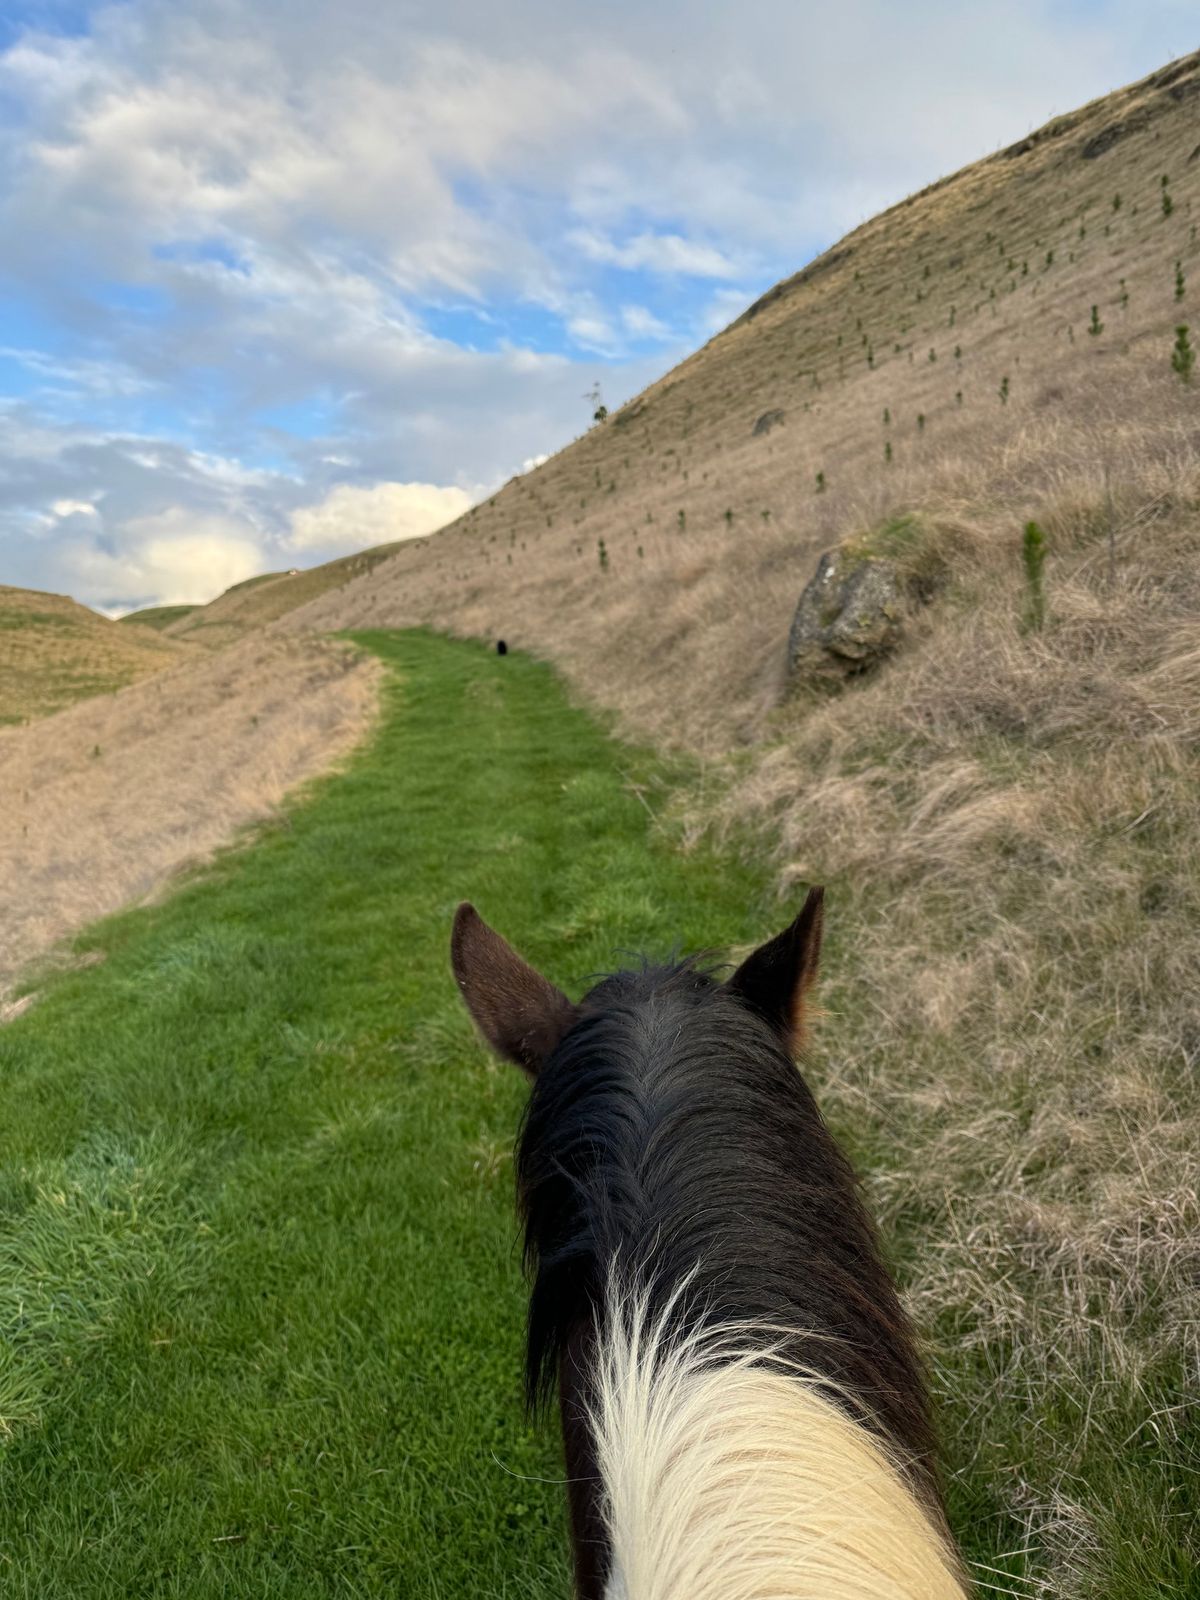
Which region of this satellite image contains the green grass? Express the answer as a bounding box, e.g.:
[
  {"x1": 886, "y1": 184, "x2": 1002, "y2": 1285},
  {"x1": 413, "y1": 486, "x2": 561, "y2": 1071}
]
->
[{"x1": 0, "y1": 629, "x2": 776, "y2": 1598}]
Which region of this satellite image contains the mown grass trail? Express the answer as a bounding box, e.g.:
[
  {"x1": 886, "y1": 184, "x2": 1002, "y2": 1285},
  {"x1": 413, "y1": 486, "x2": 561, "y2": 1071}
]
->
[{"x1": 0, "y1": 630, "x2": 777, "y2": 1598}]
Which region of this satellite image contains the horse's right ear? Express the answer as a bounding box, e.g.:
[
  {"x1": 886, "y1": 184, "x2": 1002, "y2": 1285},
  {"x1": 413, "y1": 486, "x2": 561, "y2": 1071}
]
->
[
  {"x1": 451, "y1": 903, "x2": 579, "y2": 1077},
  {"x1": 724, "y1": 886, "x2": 825, "y2": 1054}
]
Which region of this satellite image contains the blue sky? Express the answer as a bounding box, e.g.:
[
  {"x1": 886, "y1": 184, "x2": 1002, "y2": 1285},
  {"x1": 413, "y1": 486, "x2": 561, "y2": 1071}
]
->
[{"x1": 0, "y1": 0, "x2": 1193, "y2": 611}]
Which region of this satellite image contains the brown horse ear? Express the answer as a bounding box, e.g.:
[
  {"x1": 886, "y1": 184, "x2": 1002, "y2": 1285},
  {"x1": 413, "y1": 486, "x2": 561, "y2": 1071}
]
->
[
  {"x1": 724, "y1": 886, "x2": 825, "y2": 1053},
  {"x1": 451, "y1": 903, "x2": 579, "y2": 1077}
]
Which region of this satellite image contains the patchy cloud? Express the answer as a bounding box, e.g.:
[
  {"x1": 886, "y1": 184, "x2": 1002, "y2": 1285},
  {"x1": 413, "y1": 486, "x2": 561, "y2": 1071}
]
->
[
  {"x1": 288, "y1": 481, "x2": 473, "y2": 552},
  {"x1": 570, "y1": 229, "x2": 743, "y2": 279},
  {"x1": 66, "y1": 509, "x2": 266, "y2": 607}
]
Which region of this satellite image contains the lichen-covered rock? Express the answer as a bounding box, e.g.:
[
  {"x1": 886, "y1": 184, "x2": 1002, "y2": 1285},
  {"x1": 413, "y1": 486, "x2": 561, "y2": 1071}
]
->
[{"x1": 787, "y1": 549, "x2": 909, "y2": 686}]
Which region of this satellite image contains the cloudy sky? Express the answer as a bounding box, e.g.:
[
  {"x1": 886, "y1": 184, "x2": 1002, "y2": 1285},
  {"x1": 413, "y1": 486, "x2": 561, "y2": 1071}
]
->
[{"x1": 0, "y1": 1, "x2": 1192, "y2": 612}]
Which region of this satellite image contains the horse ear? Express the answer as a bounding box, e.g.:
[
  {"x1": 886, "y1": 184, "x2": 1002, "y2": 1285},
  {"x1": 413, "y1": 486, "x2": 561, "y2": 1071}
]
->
[
  {"x1": 724, "y1": 886, "x2": 825, "y2": 1053},
  {"x1": 451, "y1": 903, "x2": 579, "y2": 1077}
]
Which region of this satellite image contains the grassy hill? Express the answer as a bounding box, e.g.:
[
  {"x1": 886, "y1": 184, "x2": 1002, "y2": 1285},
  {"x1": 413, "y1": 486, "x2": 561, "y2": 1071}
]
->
[
  {"x1": 0, "y1": 585, "x2": 184, "y2": 724},
  {"x1": 119, "y1": 603, "x2": 198, "y2": 632},
  {"x1": 157, "y1": 543, "x2": 406, "y2": 650}
]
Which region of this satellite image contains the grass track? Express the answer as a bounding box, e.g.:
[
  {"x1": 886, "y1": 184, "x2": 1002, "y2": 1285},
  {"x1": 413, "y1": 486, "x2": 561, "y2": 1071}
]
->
[{"x1": 0, "y1": 630, "x2": 774, "y2": 1597}]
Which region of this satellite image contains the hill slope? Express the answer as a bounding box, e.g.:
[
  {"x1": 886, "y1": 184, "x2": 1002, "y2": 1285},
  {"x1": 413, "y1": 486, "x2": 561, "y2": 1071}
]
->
[
  {"x1": 288, "y1": 49, "x2": 1200, "y2": 752},
  {"x1": 0, "y1": 585, "x2": 184, "y2": 724},
  {"x1": 118, "y1": 603, "x2": 198, "y2": 632},
  {"x1": 0, "y1": 633, "x2": 380, "y2": 996}
]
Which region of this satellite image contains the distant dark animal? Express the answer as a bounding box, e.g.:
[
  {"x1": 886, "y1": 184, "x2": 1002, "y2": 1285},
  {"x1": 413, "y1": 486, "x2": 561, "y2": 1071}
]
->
[
  {"x1": 496, "y1": 640, "x2": 508, "y2": 656},
  {"x1": 451, "y1": 893, "x2": 967, "y2": 1599}
]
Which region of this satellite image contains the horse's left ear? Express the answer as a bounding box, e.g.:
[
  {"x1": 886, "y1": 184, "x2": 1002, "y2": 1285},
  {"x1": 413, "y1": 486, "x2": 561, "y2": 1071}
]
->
[
  {"x1": 724, "y1": 886, "x2": 825, "y2": 1053},
  {"x1": 451, "y1": 903, "x2": 579, "y2": 1077}
]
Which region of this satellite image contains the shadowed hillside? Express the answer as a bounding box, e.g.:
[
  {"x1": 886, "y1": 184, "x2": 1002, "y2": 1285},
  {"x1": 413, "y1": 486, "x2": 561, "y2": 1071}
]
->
[
  {"x1": 0, "y1": 585, "x2": 184, "y2": 724},
  {"x1": 119, "y1": 603, "x2": 198, "y2": 632}
]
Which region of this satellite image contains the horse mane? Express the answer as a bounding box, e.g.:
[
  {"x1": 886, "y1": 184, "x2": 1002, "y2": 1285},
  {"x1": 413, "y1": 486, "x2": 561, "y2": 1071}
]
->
[{"x1": 514, "y1": 955, "x2": 943, "y2": 1512}]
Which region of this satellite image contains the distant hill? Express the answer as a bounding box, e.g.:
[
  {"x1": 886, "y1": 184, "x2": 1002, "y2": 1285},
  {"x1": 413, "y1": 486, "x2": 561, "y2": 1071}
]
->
[
  {"x1": 0, "y1": 585, "x2": 183, "y2": 724},
  {"x1": 119, "y1": 603, "x2": 198, "y2": 632},
  {"x1": 159, "y1": 543, "x2": 406, "y2": 649}
]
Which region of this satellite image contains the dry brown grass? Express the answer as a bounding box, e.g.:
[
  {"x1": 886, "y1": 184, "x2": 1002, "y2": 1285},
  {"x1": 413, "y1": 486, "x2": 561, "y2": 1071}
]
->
[
  {"x1": 0, "y1": 584, "x2": 184, "y2": 724},
  {"x1": 278, "y1": 53, "x2": 1200, "y2": 1586},
  {"x1": 0, "y1": 634, "x2": 382, "y2": 998}
]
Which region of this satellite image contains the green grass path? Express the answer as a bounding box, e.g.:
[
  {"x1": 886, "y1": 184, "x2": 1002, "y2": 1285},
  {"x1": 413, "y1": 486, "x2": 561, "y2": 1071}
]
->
[{"x1": 0, "y1": 630, "x2": 773, "y2": 1598}]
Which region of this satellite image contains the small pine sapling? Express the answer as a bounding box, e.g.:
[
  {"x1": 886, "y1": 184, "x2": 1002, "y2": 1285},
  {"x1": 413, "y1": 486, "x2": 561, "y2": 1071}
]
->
[
  {"x1": 1022, "y1": 520, "x2": 1047, "y2": 633},
  {"x1": 1171, "y1": 324, "x2": 1194, "y2": 386}
]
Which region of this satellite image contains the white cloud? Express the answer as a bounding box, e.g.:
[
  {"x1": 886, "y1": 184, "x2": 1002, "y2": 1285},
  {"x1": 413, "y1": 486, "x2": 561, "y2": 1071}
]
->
[
  {"x1": 51, "y1": 498, "x2": 99, "y2": 518},
  {"x1": 571, "y1": 229, "x2": 742, "y2": 279},
  {"x1": 287, "y1": 480, "x2": 473, "y2": 552},
  {"x1": 63, "y1": 507, "x2": 266, "y2": 606},
  {"x1": 620, "y1": 304, "x2": 672, "y2": 341},
  {"x1": 566, "y1": 313, "x2": 619, "y2": 354}
]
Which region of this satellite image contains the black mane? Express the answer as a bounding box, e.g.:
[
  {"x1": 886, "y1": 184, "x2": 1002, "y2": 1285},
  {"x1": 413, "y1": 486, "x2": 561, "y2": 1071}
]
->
[{"x1": 515, "y1": 956, "x2": 941, "y2": 1502}]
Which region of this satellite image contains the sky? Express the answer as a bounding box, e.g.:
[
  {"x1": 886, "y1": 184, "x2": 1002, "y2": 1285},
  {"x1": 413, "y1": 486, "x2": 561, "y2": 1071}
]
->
[{"x1": 0, "y1": 1, "x2": 1193, "y2": 613}]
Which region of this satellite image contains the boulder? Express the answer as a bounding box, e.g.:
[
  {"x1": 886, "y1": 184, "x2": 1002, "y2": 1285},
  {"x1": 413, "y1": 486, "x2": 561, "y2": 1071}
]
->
[{"x1": 787, "y1": 549, "x2": 911, "y2": 687}]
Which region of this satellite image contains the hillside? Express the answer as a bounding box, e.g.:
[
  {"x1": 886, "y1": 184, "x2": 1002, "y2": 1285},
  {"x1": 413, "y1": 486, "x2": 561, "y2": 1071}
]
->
[
  {"x1": 157, "y1": 542, "x2": 406, "y2": 650},
  {"x1": 0, "y1": 584, "x2": 184, "y2": 724},
  {"x1": 119, "y1": 603, "x2": 198, "y2": 631},
  {"x1": 0, "y1": 632, "x2": 380, "y2": 997},
  {"x1": 288, "y1": 49, "x2": 1200, "y2": 752}
]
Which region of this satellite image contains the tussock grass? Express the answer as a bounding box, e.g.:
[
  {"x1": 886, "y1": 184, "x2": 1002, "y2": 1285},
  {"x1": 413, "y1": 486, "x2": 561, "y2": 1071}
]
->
[{"x1": 684, "y1": 477, "x2": 1200, "y2": 1595}]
